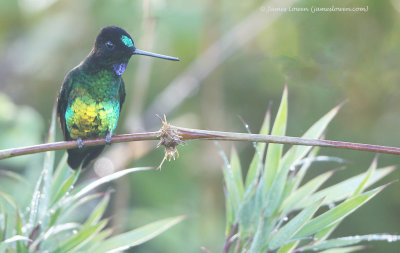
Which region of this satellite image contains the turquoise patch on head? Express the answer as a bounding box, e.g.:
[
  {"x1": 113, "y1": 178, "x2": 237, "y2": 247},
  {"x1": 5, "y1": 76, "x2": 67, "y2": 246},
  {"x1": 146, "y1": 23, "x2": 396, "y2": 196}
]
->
[{"x1": 121, "y1": 35, "x2": 134, "y2": 47}]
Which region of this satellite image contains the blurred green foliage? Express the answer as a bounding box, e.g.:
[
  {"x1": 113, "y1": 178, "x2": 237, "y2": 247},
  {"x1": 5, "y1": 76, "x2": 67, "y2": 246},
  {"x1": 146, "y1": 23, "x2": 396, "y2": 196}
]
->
[
  {"x1": 0, "y1": 93, "x2": 43, "y2": 167},
  {"x1": 0, "y1": 0, "x2": 399, "y2": 252}
]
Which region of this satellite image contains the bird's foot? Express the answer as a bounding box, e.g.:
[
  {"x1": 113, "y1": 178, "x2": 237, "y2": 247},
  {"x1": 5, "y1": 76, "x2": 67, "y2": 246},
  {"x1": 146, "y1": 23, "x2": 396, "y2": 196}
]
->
[
  {"x1": 77, "y1": 137, "x2": 84, "y2": 149},
  {"x1": 105, "y1": 131, "x2": 112, "y2": 145}
]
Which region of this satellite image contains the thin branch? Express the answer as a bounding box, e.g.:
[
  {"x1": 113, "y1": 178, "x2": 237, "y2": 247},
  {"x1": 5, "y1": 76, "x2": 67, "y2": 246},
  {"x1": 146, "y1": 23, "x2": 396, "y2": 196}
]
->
[
  {"x1": 0, "y1": 132, "x2": 159, "y2": 160},
  {"x1": 175, "y1": 127, "x2": 400, "y2": 155},
  {"x1": 1, "y1": 123, "x2": 400, "y2": 161}
]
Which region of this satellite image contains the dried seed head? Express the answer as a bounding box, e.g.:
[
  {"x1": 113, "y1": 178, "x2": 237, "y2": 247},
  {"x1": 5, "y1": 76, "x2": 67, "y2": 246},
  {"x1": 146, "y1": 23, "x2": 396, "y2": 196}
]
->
[{"x1": 156, "y1": 115, "x2": 184, "y2": 169}]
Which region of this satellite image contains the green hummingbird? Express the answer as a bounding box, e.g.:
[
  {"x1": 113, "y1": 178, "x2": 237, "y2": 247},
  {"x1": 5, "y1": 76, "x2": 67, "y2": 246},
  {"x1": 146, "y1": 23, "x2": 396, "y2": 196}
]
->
[{"x1": 57, "y1": 26, "x2": 179, "y2": 169}]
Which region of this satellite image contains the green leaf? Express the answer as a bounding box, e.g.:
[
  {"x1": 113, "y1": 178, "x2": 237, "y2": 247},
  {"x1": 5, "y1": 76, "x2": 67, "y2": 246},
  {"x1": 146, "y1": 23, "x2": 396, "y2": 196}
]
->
[
  {"x1": 249, "y1": 216, "x2": 276, "y2": 253},
  {"x1": 50, "y1": 154, "x2": 71, "y2": 202},
  {"x1": 294, "y1": 166, "x2": 395, "y2": 210},
  {"x1": 289, "y1": 147, "x2": 320, "y2": 192},
  {"x1": 218, "y1": 145, "x2": 236, "y2": 233},
  {"x1": 64, "y1": 167, "x2": 153, "y2": 204},
  {"x1": 318, "y1": 246, "x2": 365, "y2": 253},
  {"x1": 231, "y1": 146, "x2": 244, "y2": 199},
  {"x1": 2, "y1": 235, "x2": 31, "y2": 244},
  {"x1": 315, "y1": 160, "x2": 376, "y2": 244},
  {"x1": 238, "y1": 190, "x2": 258, "y2": 237},
  {"x1": 48, "y1": 207, "x2": 62, "y2": 228},
  {"x1": 16, "y1": 212, "x2": 27, "y2": 253},
  {"x1": 51, "y1": 168, "x2": 80, "y2": 207},
  {"x1": 267, "y1": 104, "x2": 341, "y2": 217},
  {"x1": 352, "y1": 157, "x2": 377, "y2": 196},
  {"x1": 239, "y1": 111, "x2": 274, "y2": 235},
  {"x1": 280, "y1": 104, "x2": 342, "y2": 175},
  {"x1": 245, "y1": 107, "x2": 271, "y2": 188},
  {"x1": 29, "y1": 222, "x2": 80, "y2": 251},
  {"x1": 268, "y1": 198, "x2": 323, "y2": 250},
  {"x1": 259, "y1": 87, "x2": 288, "y2": 218},
  {"x1": 92, "y1": 215, "x2": 186, "y2": 253},
  {"x1": 222, "y1": 147, "x2": 244, "y2": 228},
  {"x1": 282, "y1": 148, "x2": 318, "y2": 201},
  {"x1": 300, "y1": 234, "x2": 400, "y2": 251},
  {"x1": 294, "y1": 185, "x2": 387, "y2": 239},
  {"x1": 281, "y1": 170, "x2": 335, "y2": 214},
  {"x1": 248, "y1": 217, "x2": 265, "y2": 253},
  {"x1": 27, "y1": 169, "x2": 46, "y2": 230},
  {"x1": 263, "y1": 162, "x2": 288, "y2": 217},
  {"x1": 84, "y1": 193, "x2": 110, "y2": 226},
  {"x1": 15, "y1": 212, "x2": 23, "y2": 236},
  {"x1": 225, "y1": 189, "x2": 234, "y2": 236},
  {"x1": 59, "y1": 193, "x2": 104, "y2": 223},
  {"x1": 43, "y1": 223, "x2": 80, "y2": 240},
  {"x1": 230, "y1": 146, "x2": 244, "y2": 207},
  {"x1": 314, "y1": 221, "x2": 340, "y2": 241},
  {"x1": 84, "y1": 229, "x2": 114, "y2": 252},
  {"x1": 277, "y1": 241, "x2": 299, "y2": 253},
  {"x1": 263, "y1": 86, "x2": 288, "y2": 196},
  {"x1": 39, "y1": 105, "x2": 57, "y2": 228},
  {"x1": 55, "y1": 219, "x2": 107, "y2": 253}
]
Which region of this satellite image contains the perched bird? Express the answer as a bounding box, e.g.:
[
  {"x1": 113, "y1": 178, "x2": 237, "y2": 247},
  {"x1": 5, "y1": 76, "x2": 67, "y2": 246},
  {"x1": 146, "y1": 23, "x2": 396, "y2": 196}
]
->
[{"x1": 57, "y1": 26, "x2": 179, "y2": 169}]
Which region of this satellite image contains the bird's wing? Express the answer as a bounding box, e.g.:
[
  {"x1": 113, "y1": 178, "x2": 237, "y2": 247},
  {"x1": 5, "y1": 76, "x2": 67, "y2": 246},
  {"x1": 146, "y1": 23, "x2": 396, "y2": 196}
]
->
[
  {"x1": 119, "y1": 78, "x2": 126, "y2": 113},
  {"x1": 57, "y1": 70, "x2": 75, "y2": 141}
]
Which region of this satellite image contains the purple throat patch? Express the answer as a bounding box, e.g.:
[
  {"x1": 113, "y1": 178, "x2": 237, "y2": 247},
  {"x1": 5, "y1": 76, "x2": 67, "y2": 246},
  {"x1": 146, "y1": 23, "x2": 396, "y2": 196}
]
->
[{"x1": 113, "y1": 63, "x2": 127, "y2": 75}]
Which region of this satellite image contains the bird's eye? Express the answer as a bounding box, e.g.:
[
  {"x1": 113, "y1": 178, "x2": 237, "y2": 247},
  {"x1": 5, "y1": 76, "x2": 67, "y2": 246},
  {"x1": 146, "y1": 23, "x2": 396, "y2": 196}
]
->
[{"x1": 105, "y1": 41, "x2": 115, "y2": 50}]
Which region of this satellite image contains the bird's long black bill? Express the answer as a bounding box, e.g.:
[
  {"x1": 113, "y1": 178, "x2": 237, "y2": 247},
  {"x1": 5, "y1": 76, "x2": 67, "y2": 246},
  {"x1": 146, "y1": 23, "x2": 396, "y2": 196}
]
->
[{"x1": 133, "y1": 48, "x2": 180, "y2": 61}]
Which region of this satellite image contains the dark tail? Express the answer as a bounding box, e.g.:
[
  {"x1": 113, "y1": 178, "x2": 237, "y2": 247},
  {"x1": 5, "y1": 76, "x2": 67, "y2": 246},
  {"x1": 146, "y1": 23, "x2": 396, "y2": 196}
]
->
[{"x1": 67, "y1": 145, "x2": 105, "y2": 170}]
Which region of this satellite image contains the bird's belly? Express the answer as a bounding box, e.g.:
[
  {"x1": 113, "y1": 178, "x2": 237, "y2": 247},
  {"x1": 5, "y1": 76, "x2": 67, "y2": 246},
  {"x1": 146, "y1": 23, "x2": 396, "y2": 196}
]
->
[{"x1": 65, "y1": 97, "x2": 120, "y2": 139}]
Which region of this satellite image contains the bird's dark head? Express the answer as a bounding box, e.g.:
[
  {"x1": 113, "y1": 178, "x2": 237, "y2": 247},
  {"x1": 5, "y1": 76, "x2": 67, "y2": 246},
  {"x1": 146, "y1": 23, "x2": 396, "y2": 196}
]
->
[
  {"x1": 90, "y1": 26, "x2": 179, "y2": 75},
  {"x1": 92, "y1": 26, "x2": 135, "y2": 74}
]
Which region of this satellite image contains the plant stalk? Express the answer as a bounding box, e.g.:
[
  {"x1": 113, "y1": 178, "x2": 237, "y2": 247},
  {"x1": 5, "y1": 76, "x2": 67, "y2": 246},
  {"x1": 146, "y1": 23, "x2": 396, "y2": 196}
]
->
[{"x1": 1, "y1": 125, "x2": 400, "y2": 160}]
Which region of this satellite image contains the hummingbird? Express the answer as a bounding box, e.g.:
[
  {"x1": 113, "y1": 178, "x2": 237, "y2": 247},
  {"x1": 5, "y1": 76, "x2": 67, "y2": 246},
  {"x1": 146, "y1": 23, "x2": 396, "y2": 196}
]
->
[{"x1": 57, "y1": 26, "x2": 179, "y2": 169}]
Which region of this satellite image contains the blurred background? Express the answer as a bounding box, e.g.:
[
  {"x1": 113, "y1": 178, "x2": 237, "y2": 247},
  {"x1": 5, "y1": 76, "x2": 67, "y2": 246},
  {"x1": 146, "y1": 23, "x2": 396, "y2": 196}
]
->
[{"x1": 0, "y1": 0, "x2": 399, "y2": 252}]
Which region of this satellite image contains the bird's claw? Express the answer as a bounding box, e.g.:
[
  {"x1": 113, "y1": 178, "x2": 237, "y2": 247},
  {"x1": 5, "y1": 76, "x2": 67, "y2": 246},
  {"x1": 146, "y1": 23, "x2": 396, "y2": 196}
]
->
[
  {"x1": 105, "y1": 132, "x2": 112, "y2": 145},
  {"x1": 77, "y1": 138, "x2": 84, "y2": 149}
]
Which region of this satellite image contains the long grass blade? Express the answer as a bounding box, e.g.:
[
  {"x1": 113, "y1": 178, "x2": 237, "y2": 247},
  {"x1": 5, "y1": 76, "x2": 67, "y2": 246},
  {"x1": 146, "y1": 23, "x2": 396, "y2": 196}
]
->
[
  {"x1": 294, "y1": 184, "x2": 388, "y2": 239},
  {"x1": 300, "y1": 234, "x2": 400, "y2": 251},
  {"x1": 295, "y1": 166, "x2": 395, "y2": 209},
  {"x1": 263, "y1": 86, "x2": 288, "y2": 195},
  {"x1": 91, "y1": 215, "x2": 186, "y2": 253},
  {"x1": 268, "y1": 198, "x2": 323, "y2": 250},
  {"x1": 245, "y1": 106, "x2": 271, "y2": 187},
  {"x1": 64, "y1": 167, "x2": 153, "y2": 204}
]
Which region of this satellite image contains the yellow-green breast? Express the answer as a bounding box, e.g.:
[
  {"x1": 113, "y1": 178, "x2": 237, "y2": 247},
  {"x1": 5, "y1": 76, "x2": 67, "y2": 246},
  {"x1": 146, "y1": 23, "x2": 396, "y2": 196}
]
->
[{"x1": 65, "y1": 70, "x2": 122, "y2": 139}]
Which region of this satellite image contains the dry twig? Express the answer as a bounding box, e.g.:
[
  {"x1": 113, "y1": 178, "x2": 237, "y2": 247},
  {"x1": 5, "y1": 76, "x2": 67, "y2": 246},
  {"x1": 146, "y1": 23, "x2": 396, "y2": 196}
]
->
[{"x1": 1, "y1": 117, "x2": 400, "y2": 167}]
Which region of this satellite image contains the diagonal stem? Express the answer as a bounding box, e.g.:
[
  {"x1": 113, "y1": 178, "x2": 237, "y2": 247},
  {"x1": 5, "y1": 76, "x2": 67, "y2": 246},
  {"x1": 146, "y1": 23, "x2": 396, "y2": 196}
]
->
[
  {"x1": 1, "y1": 125, "x2": 400, "y2": 161},
  {"x1": 0, "y1": 132, "x2": 160, "y2": 160},
  {"x1": 175, "y1": 127, "x2": 400, "y2": 155}
]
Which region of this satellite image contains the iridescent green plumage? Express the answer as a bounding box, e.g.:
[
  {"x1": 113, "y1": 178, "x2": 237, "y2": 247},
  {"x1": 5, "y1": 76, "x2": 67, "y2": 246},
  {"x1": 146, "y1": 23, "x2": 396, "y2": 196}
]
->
[
  {"x1": 57, "y1": 63, "x2": 126, "y2": 169},
  {"x1": 57, "y1": 26, "x2": 179, "y2": 169},
  {"x1": 64, "y1": 70, "x2": 123, "y2": 139}
]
